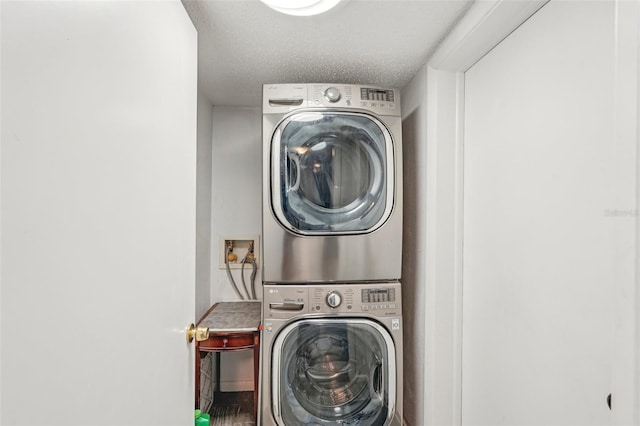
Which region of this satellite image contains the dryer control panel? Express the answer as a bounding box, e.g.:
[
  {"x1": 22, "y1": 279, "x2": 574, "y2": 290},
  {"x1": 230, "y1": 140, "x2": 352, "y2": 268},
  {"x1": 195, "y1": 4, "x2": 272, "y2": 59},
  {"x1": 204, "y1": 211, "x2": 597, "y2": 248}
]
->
[
  {"x1": 263, "y1": 283, "x2": 401, "y2": 319},
  {"x1": 263, "y1": 83, "x2": 400, "y2": 117}
]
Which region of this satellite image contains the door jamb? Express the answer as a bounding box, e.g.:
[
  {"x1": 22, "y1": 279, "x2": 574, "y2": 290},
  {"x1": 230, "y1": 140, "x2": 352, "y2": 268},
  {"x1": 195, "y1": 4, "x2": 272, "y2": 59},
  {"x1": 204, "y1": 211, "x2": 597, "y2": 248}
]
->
[
  {"x1": 421, "y1": 2, "x2": 548, "y2": 423},
  {"x1": 419, "y1": 1, "x2": 639, "y2": 425},
  {"x1": 422, "y1": 0, "x2": 640, "y2": 425}
]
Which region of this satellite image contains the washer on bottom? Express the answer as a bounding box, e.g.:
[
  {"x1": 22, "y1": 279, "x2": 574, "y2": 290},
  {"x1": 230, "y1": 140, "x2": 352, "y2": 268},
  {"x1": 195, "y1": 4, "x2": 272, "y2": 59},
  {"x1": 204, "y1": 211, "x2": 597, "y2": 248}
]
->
[{"x1": 260, "y1": 282, "x2": 403, "y2": 426}]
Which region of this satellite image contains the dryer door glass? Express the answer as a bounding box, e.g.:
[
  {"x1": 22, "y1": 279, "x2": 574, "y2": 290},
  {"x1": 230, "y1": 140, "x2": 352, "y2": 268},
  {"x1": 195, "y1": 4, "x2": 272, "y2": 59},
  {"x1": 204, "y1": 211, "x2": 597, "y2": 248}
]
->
[
  {"x1": 272, "y1": 112, "x2": 394, "y2": 234},
  {"x1": 273, "y1": 319, "x2": 396, "y2": 425}
]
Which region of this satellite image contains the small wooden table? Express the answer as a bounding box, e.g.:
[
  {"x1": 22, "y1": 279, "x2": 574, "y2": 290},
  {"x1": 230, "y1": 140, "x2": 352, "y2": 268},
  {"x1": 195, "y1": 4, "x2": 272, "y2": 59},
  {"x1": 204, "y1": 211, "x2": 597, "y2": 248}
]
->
[{"x1": 195, "y1": 301, "x2": 261, "y2": 420}]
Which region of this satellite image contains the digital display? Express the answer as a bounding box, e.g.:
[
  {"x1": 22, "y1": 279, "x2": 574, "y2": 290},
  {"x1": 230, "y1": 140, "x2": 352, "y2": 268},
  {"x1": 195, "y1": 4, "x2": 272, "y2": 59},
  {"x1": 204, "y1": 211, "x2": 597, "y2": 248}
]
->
[
  {"x1": 361, "y1": 288, "x2": 396, "y2": 303},
  {"x1": 361, "y1": 88, "x2": 395, "y2": 102}
]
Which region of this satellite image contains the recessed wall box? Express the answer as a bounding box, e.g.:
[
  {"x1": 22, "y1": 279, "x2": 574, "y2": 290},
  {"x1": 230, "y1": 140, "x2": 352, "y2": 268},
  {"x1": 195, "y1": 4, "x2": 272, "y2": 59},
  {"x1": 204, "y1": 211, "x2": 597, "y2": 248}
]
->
[{"x1": 219, "y1": 235, "x2": 260, "y2": 269}]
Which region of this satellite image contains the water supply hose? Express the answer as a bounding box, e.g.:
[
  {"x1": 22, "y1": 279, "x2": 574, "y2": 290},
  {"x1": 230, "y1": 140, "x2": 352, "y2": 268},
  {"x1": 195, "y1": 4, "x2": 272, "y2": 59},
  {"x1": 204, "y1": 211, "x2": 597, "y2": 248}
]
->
[
  {"x1": 239, "y1": 255, "x2": 252, "y2": 301},
  {"x1": 225, "y1": 244, "x2": 246, "y2": 300},
  {"x1": 241, "y1": 256, "x2": 258, "y2": 300}
]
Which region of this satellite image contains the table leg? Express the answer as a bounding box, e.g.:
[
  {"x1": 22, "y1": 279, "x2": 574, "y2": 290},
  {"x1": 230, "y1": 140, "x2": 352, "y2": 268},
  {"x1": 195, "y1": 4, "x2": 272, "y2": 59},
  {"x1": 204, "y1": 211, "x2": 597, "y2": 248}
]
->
[
  {"x1": 195, "y1": 344, "x2": 201, "y2": 409},
  {"x1": 215, "y1": 352, "x2": 221, "y2": 392},
  {"x1": 253, "y1": 331, "x2": 260, "y2": 421}
]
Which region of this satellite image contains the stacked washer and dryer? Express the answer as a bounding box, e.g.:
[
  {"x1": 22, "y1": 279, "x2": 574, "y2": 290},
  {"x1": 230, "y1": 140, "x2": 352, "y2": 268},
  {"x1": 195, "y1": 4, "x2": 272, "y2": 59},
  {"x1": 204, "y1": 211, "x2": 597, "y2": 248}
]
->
[{"x1": 260, "y1": 84, "x2": 403, "y2": 426}]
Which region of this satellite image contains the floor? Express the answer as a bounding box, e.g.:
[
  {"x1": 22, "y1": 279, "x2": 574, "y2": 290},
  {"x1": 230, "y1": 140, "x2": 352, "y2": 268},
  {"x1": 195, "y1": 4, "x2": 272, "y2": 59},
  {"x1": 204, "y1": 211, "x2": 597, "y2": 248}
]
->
[{"x1": 208, "y1": 391, "x2": 255, "y2": 426}]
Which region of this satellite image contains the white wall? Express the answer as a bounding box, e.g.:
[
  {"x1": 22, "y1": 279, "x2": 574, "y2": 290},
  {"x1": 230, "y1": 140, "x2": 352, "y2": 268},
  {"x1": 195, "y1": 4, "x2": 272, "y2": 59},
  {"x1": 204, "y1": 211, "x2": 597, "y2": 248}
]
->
[
  {"x1": 402, "y1": 63, "x2": 463, "y2": 426},
  {"x1": 462, "y1": 1, "x2": 622, "y2": 423},
  {"x1": 196, "y1": 90, "x2": 214, "y2": 319},
  {"x1": 462, "y1": 1, "x2": 639, "y2": 424},
  {"x1": 401, "y1": 3, "x2": 552, "y2": 425},
  {"x1": 401, "y1": 1, "x2": 640, "y2": 425},
  {"x1": 400, "y1": 67, "x2": 429, "y2": 426},
  {"x1": 210, "y1": 106, "x2": 262, "y2": 390}
]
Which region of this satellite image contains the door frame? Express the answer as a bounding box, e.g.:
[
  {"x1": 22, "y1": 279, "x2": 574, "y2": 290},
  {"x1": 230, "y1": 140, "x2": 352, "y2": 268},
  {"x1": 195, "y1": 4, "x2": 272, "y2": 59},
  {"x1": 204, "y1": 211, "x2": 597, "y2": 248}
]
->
[{"x1": 420, "y1": 0, "x2": 639, "y2": 424}]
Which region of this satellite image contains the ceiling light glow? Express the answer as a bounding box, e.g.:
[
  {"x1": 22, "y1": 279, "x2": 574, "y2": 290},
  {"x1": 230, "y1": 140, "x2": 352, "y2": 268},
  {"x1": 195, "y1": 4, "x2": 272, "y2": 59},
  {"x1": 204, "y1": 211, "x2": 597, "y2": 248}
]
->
[{"x1": 260, "y1": 0, "x2": 343, "y2": 16}]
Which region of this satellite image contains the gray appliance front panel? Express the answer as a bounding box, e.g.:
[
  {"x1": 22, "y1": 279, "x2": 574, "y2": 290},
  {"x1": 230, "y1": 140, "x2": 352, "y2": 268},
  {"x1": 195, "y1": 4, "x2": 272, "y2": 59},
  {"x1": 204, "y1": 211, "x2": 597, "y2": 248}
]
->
[
  {"x1": 273, "y1": 318, "x2": 396, "y2": 425},
  {"x1": 259, "y1": 282, "x2": 403, "y2": 426},
  {"x1": 262, "y1": 111, "x2": 403, "y2": 283}
]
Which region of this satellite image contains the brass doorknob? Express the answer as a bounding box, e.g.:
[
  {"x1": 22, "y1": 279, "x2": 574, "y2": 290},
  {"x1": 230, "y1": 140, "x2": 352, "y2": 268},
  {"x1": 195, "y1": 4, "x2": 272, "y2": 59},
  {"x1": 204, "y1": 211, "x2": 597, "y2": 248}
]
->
[{"x1": 186, "y1": 323, "x2": 210, "y2": 343}]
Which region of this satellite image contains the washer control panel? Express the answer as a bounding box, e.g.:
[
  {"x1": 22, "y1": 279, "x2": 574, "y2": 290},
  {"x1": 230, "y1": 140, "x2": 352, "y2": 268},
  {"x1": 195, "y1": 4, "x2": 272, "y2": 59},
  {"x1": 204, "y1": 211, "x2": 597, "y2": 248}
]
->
[
  {"x1": 263, "y1": 84, "x2": 400, "y2": 117},
  {"x1": 264, "y1": 283, "x2": 401, "y2": 318},
  {"x1": 309, "y1": 84, "x2": 398, "y2": 114}
]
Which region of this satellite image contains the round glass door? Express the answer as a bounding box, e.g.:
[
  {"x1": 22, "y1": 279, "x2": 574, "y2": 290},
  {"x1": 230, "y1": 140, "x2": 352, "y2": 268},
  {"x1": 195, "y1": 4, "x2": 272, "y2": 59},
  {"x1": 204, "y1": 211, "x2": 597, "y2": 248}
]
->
[
  {"x1": 272, "y1": 319, "x2": 396, "y2": 425},
  {"x1": 271, "y1": 112, "x2": 394, "y2": 234}
]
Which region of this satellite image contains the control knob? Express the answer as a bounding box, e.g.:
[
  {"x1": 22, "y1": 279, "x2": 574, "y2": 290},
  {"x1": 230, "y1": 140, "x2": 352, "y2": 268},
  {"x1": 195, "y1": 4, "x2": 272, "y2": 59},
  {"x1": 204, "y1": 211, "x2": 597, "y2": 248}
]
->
[
  {"x1": 324, "y1": 87, "x2": 341, "y2": 103},
  {"x1": 326, "y1": 291, "x2": 342, "y2": 308}
]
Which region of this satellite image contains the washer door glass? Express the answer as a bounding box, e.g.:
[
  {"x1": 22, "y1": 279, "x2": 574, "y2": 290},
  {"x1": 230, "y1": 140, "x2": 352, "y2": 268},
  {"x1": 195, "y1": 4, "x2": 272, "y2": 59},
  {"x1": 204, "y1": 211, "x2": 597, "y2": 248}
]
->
[
  {"x1": 272, "y1": 319, "x2": 396, "y2": 425},
  {"x1": 272, "y1": 112, "x2": 394, "y2": 234}
]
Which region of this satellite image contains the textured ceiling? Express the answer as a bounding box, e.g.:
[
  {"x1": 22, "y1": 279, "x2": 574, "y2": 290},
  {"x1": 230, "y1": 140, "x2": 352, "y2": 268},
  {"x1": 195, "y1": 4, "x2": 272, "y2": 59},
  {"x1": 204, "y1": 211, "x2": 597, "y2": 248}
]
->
[{"x1": 182, "y1": 0, "x2": 473, "y2": 107}]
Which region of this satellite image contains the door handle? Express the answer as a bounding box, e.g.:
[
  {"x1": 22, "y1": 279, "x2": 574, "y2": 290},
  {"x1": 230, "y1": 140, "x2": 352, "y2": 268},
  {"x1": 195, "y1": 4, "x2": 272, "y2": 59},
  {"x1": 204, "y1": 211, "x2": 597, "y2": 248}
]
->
[
  {"x1": 186, "y1": 323, "x2": 210, "y2": 343},
  {"x1": 287, "y1": 152, "x2": 301, "y2": 192}
]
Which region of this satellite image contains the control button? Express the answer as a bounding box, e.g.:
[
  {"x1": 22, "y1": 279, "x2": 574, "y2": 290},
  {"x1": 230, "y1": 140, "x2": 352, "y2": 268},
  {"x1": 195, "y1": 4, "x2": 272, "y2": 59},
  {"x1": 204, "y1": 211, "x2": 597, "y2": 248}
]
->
[
  {"x1": 347, "y1": 304, "x2": 352, "y2": 310},
  {"x1": 315, "y1": 305, "x2": 321, "y2": 311},
  {"x1": 362, "y1": 305, "x2": 369, "y2": 311},
  {"x1": 324, "y1": 87, "x2": 341, "y2": 103},
  {"x1": 381, "y1": 304, "x2": 387, "y2": 309},
  {"x1": 326, "y1": 291, "x2": 342, "y2": 308},
  {"x1": 389, "y1": 303, "x2": 396, "y2": 309},
  {"x1": 371, "y1": 305, "x2": 378, "y2": 310}
]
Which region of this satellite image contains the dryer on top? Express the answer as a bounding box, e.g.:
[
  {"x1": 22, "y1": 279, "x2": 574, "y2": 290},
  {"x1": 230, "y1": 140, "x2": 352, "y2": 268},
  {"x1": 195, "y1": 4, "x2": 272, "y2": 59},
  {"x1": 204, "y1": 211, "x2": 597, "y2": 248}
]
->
[{"x1": 262, "y1": 84, "x2": 403, "y2": 283}]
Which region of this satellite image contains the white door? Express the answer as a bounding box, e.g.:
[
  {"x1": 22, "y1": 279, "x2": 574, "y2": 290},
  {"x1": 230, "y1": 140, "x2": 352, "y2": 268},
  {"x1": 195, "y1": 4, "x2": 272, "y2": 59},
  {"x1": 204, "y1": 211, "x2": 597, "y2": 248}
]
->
[
  {"x1": 1, "y1": 1, "x2": 197, "y2": 425},
  {"x1": 462, "y1": 1, "x2": 636, "y2": 425}
]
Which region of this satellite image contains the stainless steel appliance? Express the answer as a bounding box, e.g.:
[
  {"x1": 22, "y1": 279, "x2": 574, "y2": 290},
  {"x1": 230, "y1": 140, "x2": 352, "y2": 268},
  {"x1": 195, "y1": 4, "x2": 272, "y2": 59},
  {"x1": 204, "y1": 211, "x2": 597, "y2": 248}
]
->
[
  {"x1": 260, "y1": 282, "x2": 403, "y2": 426},
  {"x1": 262, "y1": 84, "x2": 403, "y2": 283}
]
